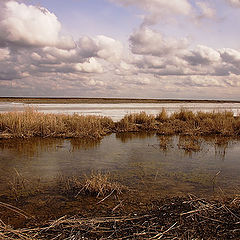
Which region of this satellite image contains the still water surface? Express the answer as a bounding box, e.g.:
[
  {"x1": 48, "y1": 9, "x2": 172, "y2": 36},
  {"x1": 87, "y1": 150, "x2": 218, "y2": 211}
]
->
[{"x1": 0, "y1": 133, "x2": 240, "y2": 197}]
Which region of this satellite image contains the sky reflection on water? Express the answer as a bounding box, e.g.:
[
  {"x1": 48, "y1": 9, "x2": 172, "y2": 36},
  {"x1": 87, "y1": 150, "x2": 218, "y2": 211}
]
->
[{"x1": 0, "y1": 133, "x2": 240, "y2": 197}]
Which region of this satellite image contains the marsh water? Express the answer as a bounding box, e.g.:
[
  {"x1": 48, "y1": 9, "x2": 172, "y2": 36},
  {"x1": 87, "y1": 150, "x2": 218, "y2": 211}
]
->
[
  {"x1": 1, "y1": 101, "x2": 240, "y2": 199},
  {"x1": 0, "y1": 133, "x2": 240, "y2": 198}
]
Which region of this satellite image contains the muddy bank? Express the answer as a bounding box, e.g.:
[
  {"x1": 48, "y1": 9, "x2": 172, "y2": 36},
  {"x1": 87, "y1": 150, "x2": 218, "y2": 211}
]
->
[
  {"x1": 0, "y1": 170, "x2": 239, "y2": 239},
  {"x1": 1, "y1": 191, "x2": 240, "y2": 239}
]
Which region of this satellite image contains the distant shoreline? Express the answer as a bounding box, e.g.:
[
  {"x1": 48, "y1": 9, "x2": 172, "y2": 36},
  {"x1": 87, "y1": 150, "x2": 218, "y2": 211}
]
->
[{"x1": 1, "y1": 97, "x2": 240, "y2": 104}]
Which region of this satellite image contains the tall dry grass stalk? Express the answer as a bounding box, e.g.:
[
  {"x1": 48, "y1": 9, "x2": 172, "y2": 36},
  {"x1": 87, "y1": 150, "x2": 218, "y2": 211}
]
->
[
  {"x1": 0, "y1": 108, "x2": 114, "y2": 139},
  {"x1": 0, "y1": 108, "x2": 240, "y2": 138}
]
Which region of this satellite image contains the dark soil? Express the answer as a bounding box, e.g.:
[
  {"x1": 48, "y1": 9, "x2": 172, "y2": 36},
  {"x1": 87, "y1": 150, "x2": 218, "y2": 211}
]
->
[{"x1": 1, "y1": 188, "x2": 240, "y2": 239}]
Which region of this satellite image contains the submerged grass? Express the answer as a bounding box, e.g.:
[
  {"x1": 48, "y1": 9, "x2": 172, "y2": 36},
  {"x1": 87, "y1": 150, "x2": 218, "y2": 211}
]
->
[
  {"x1": 57, "y1": 172, "x2": 125, "y2": 198},
  {"x1": 0, "y1": 108, "x2": 240, "y2": 139}
]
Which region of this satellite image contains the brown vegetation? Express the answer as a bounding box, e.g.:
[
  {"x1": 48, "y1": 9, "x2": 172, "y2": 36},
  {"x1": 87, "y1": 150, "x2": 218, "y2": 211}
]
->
[
  {"x1": 57, "y1": 172, "x2": 125, "y2": 198},
  {"x1": 0, "y1": 108, "x2": 114, "y2": 139},
  {"x1": 115, "y1": 111, "x2": 157, "y2": 132},
  {"x1": 157, "y1": 108, "x2": 240, "y2": 137},
  {"x1": 0, "y1": 108, "x2": 240, "y2": 139}
]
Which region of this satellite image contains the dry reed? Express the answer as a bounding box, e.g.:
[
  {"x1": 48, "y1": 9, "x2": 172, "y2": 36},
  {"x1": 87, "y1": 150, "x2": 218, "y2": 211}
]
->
[
  {"x1": 57, "y1": 172, "x2": 125, "y2": 198},
  {"x1": 0, "y1": 108, "x2": 240, "y2": 138},
  {"x1": 0, "y1": 108, "x2": 114, "y2": 139},
  {"x1": 115, "y1": 111, "x2": 157, "y2": 132},
  {"x1": 157, "y1": 109, "x2": 240, "y2": 137}
]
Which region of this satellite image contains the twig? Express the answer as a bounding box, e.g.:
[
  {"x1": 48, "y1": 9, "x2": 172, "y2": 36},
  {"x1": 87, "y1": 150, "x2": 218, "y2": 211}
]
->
[
  {"x1": 97, "y1": 190, "x2": 115, "y2": 204},
  {"x1": 150, "y1": 222, "x2": 178, "y2": 239},
  {"x1": 0, "y1": 202, "x2": 31, "y2": 219}
]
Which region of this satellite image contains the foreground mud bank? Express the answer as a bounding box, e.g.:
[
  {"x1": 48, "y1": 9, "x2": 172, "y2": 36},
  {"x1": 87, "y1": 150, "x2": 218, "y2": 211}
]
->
[
  {"x1": 1, "y1": 193, "x2": 240, "y2": 239},
  {"x1": 0, "y1": 171, "x2": 239, "y2": 239},
  {"x1": 1, "y1": 109, "x2": 240, "y2": 140}
]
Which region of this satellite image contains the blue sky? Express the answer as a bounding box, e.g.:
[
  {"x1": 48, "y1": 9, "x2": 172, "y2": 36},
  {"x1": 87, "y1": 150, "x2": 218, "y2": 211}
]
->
[
  {"x1": 0, "y1": 0, "x2": 240, "y2": 99},
  {"x1": 29, "y1": 0, "x2": 240, "y2": 48},
  {"x1": 31, "y1": 0, "x2": 141, "y2": 42}
]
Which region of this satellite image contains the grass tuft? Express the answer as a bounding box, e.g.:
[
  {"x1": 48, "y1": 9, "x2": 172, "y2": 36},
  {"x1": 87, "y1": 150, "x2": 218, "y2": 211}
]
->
[{"x1": 58, "y1": 173, "x2": 125, "y2": 198}]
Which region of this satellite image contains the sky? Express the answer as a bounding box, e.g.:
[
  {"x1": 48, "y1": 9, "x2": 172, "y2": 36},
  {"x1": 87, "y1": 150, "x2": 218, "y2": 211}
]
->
[{"x1": 0, "y1": 0, "x2": 240, "y2": 99}]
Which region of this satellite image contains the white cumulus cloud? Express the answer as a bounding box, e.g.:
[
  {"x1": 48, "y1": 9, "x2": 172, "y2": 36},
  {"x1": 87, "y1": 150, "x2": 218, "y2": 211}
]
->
[
  {"x1": 0, "y1": 1, "x2": 75, "y2": 49},
  {"x1": 111, "y1": 0, "x2": 192, "y2": 25},
  {"x1": 225, "y1": 0, "x2": 240, "y2": 7},
  {"x1": 75, "y1": 58, "x2": 103, "y2": 73},
  {"x1": 78, "y1": 35, "x2": 123, "y2": 62},
  {"x1": 129, "y1": 27, "x2": 189, "y2": 56}
]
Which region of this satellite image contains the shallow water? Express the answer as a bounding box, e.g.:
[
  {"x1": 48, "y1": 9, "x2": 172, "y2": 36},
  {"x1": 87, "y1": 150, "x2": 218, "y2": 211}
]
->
[
  {"x1": 1, "y1": 102, "x2": 240, "y2": 121},
  {"x1": 0, "y1": 133, "x2": 240, "y2": 197}
]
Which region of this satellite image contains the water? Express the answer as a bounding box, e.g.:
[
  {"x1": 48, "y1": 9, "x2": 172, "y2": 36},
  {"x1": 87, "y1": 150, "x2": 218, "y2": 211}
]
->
[
  {"x1": 0, "y1": 133, "x2": 240, "y2": 197},
  {"x1": 1, "y1": 102, "x2": 240, "y2": 121}
]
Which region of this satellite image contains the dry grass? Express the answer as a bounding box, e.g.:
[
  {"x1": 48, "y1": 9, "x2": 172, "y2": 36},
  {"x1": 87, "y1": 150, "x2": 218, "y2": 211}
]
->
[
  {"x1": 115, "y1": 111, "x2": 157, "y2": 132},
  {"x1": 57, "y1": 173, "x2": 125, "y2": 198},
  {"x1": 1, "y1": 195, "x2": 240, "y2": 239},
  {"x1": 157, "y1": 109, "x2": 240, "y2": 137},
  {"x1": 0, "y1": 108, "x2": 240, "y2": 138},
  {"x1": 82, "y1": 172, "x2": 124, "y2": 197},
  {"x1": 156, "y1": 108, "x2": 168, "y2": 122},
  {"x1": 117, "y1": 109, "x2": 240, "y2": 136},
  {"x1": 0, "y1": 108, "x2": 114, "y2": 139}
]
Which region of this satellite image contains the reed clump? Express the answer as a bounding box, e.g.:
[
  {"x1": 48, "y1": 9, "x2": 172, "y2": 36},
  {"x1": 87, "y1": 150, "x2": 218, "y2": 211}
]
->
[
  {"x1": 157, "y1": 109, "x2": 240, "y2": 137},
  {"x1": 57, "y1": 173, "x2": 125, "y2": 198},
  {"x1": 156, "y1": 107, "x2": 168, "y2": 122},
  {"x1": 0, "y1": 108, "x2": 114, "y2": 139},
  {"x1": 82, "y1": 172, "x2": 124, "y2": 196},
  {"x1": 115, "y1": 111, "x2": 157, "y2": 132}
]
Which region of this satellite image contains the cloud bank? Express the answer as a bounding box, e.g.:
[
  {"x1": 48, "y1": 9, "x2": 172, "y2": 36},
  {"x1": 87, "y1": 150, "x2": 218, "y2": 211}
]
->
[{"x1": 0, "y1": 0, "x2": 240, "y2": 99}]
